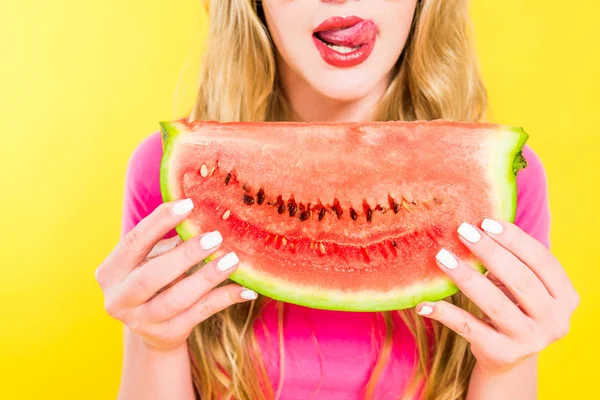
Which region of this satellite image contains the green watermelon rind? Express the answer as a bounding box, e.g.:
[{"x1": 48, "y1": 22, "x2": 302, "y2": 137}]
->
[
  {"x1": 159, "y1": 121, "x2": 528, "y2": 312},
  {"x1": 489, "y1": 126, "x2": 529, "y2": 224},
  {"x1": 230, "y1": 264, "x2": 482, "y2": 312},
  {"x1": 159, "y1": 121, "x2": 200, "y2": 242}
]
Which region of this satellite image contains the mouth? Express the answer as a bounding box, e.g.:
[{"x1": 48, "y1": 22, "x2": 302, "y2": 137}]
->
[{"x1": 312, "y1": 16, "x2": 377, "y2": 68}]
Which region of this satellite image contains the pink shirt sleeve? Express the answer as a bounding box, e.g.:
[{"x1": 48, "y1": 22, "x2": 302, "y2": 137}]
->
[
  {"x1": 514, "y1": 146, "x2": 552, "y2": 248},
  {"x1": 120, "y1": 132, "x2": 177, "y2": 239}
]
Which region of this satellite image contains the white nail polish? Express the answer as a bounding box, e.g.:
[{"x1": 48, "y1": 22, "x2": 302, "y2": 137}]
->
[
  {"x1": 172, "y1": 199, "x2": 194, "y2": 215},
  {"x1": 199, "y1": 231, "x2": 223, "y2": 249},
  {"x1": 240, "y1": 290, "x2": 258, "y2": 300},
  {"x1": 481, "y1": 219, "x2": 504, "y2": 235},
  {"x1": 436, "y1": 248, "x2": 459, "y2": 270},
  {"x1": 457, "y1": 223, "x2": 481, "y2": 243},
  {"x1": 417, "y1": 305, "x2": 434, "y2": 315},
  {"x1": 217, "y1": 252, "x2": 239, "y2": 272}
]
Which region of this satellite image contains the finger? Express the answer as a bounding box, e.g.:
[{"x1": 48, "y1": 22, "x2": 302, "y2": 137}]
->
[
  {"x1": 416, "y1": 301, "x2": 499, "y2": 344},
  {"x1": 142, "y1": 252, "x2": 240, "y2": 322},
  {"x1": 146, "y1": 236, "x2": 182, "y2": 260},
  {"x1": 480, "y1": 219, "x2": 573, "y2": 299},
  {"x1": 96, "y1": 199, "x2": 195, "y2": 288},
  {"x1": 457, "y1": 222, "x2": 553, "y2": 318},
  {"x1": 169, "y1": 284, "x2": 257, "y2": 332},
  {"x1": 148, "y1": 272, "x2": 186, "y2": 300},
  {"x1": 435, "y1": 248, "x2": 528, "y2": 336},
  {"x1": 120, "y1": 231, "x2": 224, "y2": 305}
]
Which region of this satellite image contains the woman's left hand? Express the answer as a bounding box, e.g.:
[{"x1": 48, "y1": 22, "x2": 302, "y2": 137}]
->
[{"x1": 416, "y1": 218, "x2": 580, "y2": 375}]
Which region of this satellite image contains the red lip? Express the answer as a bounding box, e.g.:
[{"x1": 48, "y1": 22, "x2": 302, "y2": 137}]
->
[
  {"x1": 313, "y1": 16, "x2": 377, "y2": 68},
  {"x1": 314, "y1": 16, "x2": 365, "y2": 33}
]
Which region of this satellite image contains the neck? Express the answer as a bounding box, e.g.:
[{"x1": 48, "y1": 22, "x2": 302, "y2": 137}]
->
[{"x1": 279, "y1": 62, "x2": 389, "y2": 123}]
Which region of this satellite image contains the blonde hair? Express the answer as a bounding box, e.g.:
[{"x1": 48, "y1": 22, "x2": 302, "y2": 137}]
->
[{"x1": 188, "y1": 0, "x2": 487, "y2": 399}]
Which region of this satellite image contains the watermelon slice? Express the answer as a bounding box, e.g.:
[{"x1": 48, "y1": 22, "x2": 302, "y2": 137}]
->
[{"x1": 160, "y1": 120, "x2": 528, "y2": 312}]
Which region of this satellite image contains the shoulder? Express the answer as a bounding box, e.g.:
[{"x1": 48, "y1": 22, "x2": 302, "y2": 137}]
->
[
  {"x1": 121, "y1": 132, "x2": 165, "y2": 236},
  {"x1": 515, "y1": 145, "x2": 552, "y2": 247},
  {"x1": 516, "y1": 145, "x2": 549, "y2": 206},
  {"x1": 518, "y1": 145, "x2": 547, "y2": 187},
  {"x1": 125, "y1": 131, "x2": 164, "y2": 188}
]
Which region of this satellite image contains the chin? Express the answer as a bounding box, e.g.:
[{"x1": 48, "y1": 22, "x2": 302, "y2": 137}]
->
[{"x1": 306, "y1": 72, "x2": 385, "y2": 102}]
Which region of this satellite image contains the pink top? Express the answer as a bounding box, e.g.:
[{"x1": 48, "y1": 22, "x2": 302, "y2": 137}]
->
[{"x1": 121, "y1": 132, "x2": 551, "y2": 399}]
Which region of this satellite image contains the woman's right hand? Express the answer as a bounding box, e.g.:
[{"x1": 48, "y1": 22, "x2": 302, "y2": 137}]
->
[{"x1": 95, "y1": 198, "x2": 257, "y2": 351}]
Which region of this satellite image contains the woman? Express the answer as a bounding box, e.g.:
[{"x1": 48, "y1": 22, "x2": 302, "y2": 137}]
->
[{"x1": 96, "y1": 1, "x2": 579, "y2": 398}]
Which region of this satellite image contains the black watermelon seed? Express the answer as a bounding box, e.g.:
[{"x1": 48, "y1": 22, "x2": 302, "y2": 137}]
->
[
  {"x1": 388, "y1": 195, "x2": 400, "y2": 214},
  {"x1": 224, "y1": 173, "x2": 232, "y2": 185},
  {"x1": 288, "y1": 202, "x2": 298, "y2": 217},
  {"x1": 318, "y1": 208, "x2": 326, "y2": 221},
  {"x1": 332, "y1": 199, "x2": 343, "y2": 219},
  {"x1": 243, "y1": 194, "x2": 255, "y2": 205},
  {"x1": 363, "y1": 201, "x2": 373, "y2": 223},
  {"x1": 299, "y1": 210, "x2": 311, "y2": 221},
  {"x1": 257, "y1": 189, "x2": 265, "y2": 205},
  {"x1": 278, "y1": 203, "x2": 286, "y2": 214},
  {"x1": 350, "y1": 208, "x2": 358, "y2": 221}
]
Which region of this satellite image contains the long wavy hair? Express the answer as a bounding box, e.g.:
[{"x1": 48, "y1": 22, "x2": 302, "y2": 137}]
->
[{"x1": 187, "y1": 1, "x2": 488, "y2": 399}]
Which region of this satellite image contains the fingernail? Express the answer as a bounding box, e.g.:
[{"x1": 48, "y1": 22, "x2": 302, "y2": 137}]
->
[
  {"x1": 481, "y1": 219, "x2": 504, "y2": 235},
  {"x1": 217, "y1": 252, "x2": 239, "y2": 272},
  {"x1": 457, "y1": 222, "x2": 481, "y2": 243},
  {"x1": 436, "y1": 248, "x2": 458, "y2": 270},
  {"x1": 172, "y1": 198, "x2": 194, "y2": 215},
  {"x1": 240, "y1": 289, "x2": 258, "y2": 300},
  {"x1": 199, "y1": 231, "x2": 223, "y2": 249},
  {"x1": 417, "y1": 305, "x2": 434, "y2": 316}
]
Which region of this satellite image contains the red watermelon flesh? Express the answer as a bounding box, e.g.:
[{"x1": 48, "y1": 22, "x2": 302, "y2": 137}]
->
[{"x1": 160, "y1": 120, "x2": 528, "y2": 311}]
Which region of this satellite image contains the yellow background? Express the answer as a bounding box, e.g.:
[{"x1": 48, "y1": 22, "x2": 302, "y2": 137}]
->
[{"x1": 1, "y1": 1, "x2": 598, "y2": 398}]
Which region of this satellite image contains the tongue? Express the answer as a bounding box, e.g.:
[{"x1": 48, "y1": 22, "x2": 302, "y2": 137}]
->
[{"x1": 316, "y1": 20, "x2": 377, "y2": 48}]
